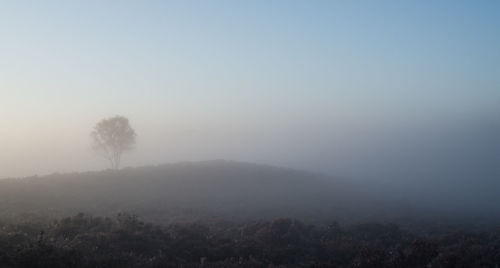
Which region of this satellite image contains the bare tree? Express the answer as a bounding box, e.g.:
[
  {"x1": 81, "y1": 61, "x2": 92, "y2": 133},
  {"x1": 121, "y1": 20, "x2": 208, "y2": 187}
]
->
[{"x1": 91, "y1": 115, "x2": 136, "y2": 169}]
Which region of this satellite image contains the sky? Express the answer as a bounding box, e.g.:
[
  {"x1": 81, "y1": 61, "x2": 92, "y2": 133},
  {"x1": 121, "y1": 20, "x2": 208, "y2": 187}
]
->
[{"x1": 1, "y1": 1, "x2": 499, "y2": 178}]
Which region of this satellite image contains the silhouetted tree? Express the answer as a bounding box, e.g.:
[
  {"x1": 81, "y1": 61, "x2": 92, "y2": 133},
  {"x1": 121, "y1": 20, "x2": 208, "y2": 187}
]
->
[{"x1": 91, "y1": 115, "x2": 136, "y2": 169}]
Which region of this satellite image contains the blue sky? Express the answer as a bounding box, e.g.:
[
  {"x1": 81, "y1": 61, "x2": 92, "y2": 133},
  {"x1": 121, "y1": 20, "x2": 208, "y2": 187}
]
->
[{"x1": 1, "y1": 1, "x2": 499, "y2": 177}]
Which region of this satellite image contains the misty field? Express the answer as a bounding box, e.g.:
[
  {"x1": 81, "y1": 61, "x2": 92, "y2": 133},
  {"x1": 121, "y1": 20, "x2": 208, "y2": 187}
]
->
[
  {"x1": 2, "y1": 0, "x2": 500, "y2": 267},
  {"x1": 0, "y1": 161, "x2": 499, "y2": 267}
]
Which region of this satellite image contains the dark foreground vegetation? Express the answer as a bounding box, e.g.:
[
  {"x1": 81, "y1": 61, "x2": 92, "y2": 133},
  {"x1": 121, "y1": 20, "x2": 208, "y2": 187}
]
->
[
  {"x1": 1, "y1": 162, "x2": 499, "y2": 267},
  {"x1": 1, "y1": 213, "x2": 499, "y2": 268}
]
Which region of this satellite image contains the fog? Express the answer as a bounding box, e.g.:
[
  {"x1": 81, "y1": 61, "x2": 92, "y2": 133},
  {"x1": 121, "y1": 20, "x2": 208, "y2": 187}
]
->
[
  {"x1": 2, "y1": 111, "x2": 499, "y2": 215},
  {"x1": 2, "y1": 1, "x2": 499, "y2": 183},
  {"x1": 0, "y1": 0, "x2": 499, "y2": 222},
  {"x1": 2, "y1": 2, "x2": 500, "y2": 266}
]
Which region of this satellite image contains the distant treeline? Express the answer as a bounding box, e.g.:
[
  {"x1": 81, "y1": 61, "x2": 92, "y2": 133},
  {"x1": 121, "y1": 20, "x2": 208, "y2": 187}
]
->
[{"x1": 0, "y1": 213, "x2": 499, "y2": 267}]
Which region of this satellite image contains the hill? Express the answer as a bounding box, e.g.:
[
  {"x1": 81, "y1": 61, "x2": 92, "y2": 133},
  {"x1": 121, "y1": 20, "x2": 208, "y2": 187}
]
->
[{"x1": 0, "y1": 160, "x2": 410, "y2": 224}]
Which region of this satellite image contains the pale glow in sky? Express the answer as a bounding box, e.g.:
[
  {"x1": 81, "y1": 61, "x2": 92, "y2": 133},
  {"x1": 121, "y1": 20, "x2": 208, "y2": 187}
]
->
[{"x1": 1, "y1": 1, "x2": 499, "y2": 178}]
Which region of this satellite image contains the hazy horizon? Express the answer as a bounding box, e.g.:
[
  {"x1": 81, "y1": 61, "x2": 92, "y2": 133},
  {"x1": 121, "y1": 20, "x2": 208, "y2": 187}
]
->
[{"x1": 1, "y1": 1, "x2": 499, "y2": 180}]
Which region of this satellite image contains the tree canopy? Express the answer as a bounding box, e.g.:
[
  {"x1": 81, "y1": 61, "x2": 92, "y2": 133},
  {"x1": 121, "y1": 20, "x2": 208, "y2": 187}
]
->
[{"x1": 91, "y1": 115, "x2": 136, "y2": 169}]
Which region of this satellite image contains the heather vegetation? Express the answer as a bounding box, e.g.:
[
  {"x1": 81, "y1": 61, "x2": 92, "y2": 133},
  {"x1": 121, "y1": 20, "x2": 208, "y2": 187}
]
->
[
  {"x1": 1, "y1": 162, "x2": 499, "y2": 267},
  {"x1": 1, "y1": 213, "x2": 500, "y2": 267}
]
